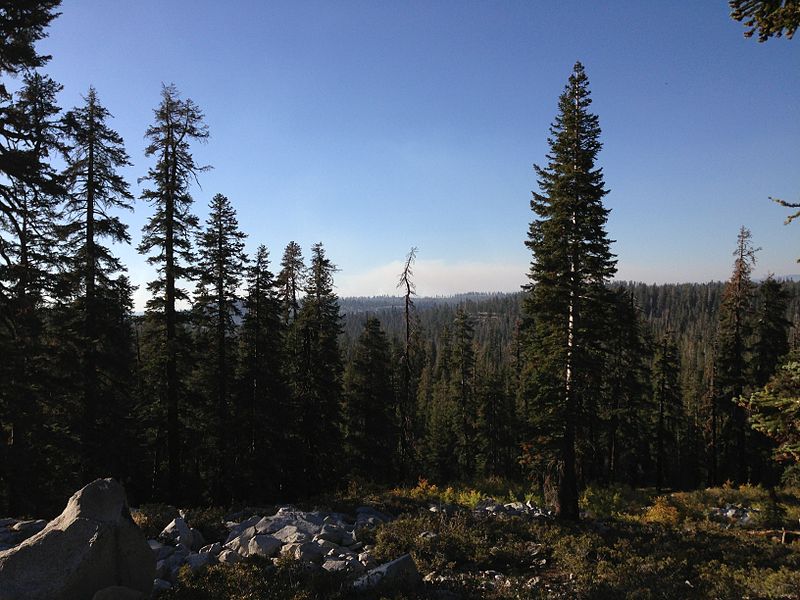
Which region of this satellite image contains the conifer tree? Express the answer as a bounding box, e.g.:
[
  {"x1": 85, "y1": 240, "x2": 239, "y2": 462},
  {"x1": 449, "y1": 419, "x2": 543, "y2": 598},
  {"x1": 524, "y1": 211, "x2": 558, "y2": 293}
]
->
[
  {"x1": 343, "y1": 316, "x2": 396, "y2": 481},
  {"x1": 741, "y1": 359, "x2": 800, "y2": 465},
  {"x1": 653, "y1": 331, "x2": 681, "y2": 491},
  {"x1": 138, "y1": 83, "x2": 209, "y2": 502},
  {"x1": 0, "y1": 2, "x2": 60, "y2": 78},
  {"x1": 522, "y1": 62, "x2": 616, "y2": 520},
  {"x1": 751, "y1": 275, "x2": 791, "y2": 388},
  {"x1": 288, "y1": 242, "x2": 342, "y2": 493},
  {"x1": 474, "y1": 343, "x2": 515, "y2": 478},
  {"x1": 277, "y1": 241, "x2": 304, "y2": 325},
  {"x1": 192, "y1": 193, "x2": 247, "y2": 502},
  {"x1": 61, "y1": 86, "x2": 133, "y2": 476},
  {"x1": 715, "y1": 226, "x2": 757, "y2": 483},
  {"x1": 451, "y1": 307, "x2": 476, "y2": 478},
  {"x1": 236, "y1": 244, "x2": 285, "y2": 499},
  {"x1": 605, "y1": 289, "x2": 652, "y2": 485},
  {"x1": 0, "y1": 71, "x2": 65, "y2": 513}
]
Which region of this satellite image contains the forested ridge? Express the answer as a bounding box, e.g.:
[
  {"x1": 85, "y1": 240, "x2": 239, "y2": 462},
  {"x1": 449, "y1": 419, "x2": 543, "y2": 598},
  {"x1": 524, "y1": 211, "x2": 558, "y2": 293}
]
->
[{"x1": 2, "y1": 1, "x2": 800, "y2": 528}]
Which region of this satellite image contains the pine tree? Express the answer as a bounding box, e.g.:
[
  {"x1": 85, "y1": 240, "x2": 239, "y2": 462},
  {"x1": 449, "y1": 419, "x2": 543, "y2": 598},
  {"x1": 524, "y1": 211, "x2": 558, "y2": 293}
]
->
[
  {"x1": 730, "y1": 0, "x2": 799, "y2": 41},
  {"x1": 277, "y1": 241, "x2": 304, "y2": 325},
  {"x1": 192, "y1": 193, "x2": 247, "y2": 503},
  {"x1": 138, "y1": 83, "x2": 209, "y2": 502},
  {"x1": 653, "y1": 331, "x2": 681, "y2": 491},
  {"x1": 474, "y1": 343, "x2": 515, "y2": 478},
  {"x1": 236, "y1": 244, "x2": 285, "y2": 500},
  {"x1": 522, "y1": 62, "x2": 616, "y2": 520},
  {"x1": 342, "y1": 316, "x2": 396, "y2": 481},
  {"x1": 740, "y1": 359, "x2": 800, "y2": 465},
  {"x1": 451, "y1": 307, "x2": 476, "y2": 478},
  {"x1": 287, "y1": 242, "x2": 342, "y2": 494},
  {"x1": 0, "y1": 2, "x2": 60, "y2": 78},
  {"x1": 715, "y1": 226, "x2": 757, "y2": 483},
  {"x1": 751, "y1": 275, "x2": 791, "y2": 388},
  {"x1": 61, "y1": 86, "x2": 133, "y2": 477},
  {"x1": 0, "y1": 71, "x2": 65, "y2": 514},
  {"x1": 605, "y1": 289, "x2": 652, "y2": 485}
]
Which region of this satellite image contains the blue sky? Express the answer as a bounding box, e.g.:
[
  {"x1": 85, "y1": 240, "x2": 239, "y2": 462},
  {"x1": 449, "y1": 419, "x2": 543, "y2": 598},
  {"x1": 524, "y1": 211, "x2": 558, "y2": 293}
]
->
[{"x1": 36, "y1": 1, "x2": 799, "y2": 308}]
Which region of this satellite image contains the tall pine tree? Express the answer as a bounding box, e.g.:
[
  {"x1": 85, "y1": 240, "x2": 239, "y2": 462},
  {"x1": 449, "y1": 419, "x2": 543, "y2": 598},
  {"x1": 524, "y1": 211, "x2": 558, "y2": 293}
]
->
[
  {"x1": 138, "y1": 83, "x2": 209, "y2": 502},
  {"x1": 287, "y1": 242, "x2": 343, "y2": 495},
  {"x1": 522, "y1": 62, "x2": 616, "y2": 520},
  {"x1": 61, "y1": 86, "x2": 134, "y2": 478},
  {"x1": 236, "y1": 244, "x2": 285, "y2": 500},
  {"x1": 192, "y1": 193, "x2": 247, "y2": 502},
  {"x1": 715, "y1": 226, "x2": 757, "y2": 483}
]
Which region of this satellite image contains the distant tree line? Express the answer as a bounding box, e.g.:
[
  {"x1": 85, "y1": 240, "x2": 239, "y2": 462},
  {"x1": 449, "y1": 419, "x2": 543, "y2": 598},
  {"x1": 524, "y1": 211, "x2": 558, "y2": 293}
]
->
[{"x1": 1, "y1": 2, "x2": 798, "y2": 519}]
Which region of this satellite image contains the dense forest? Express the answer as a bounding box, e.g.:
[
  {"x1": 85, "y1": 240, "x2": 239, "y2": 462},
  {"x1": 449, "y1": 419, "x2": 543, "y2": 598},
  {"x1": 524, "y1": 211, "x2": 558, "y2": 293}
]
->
[{"x1": 2, "y1": 1, "x2": 799, "y2": 525}]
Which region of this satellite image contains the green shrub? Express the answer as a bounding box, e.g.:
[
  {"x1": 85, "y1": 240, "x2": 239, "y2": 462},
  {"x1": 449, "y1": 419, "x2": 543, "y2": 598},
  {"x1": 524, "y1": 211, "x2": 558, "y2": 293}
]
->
[{"x1": 579, "y1": 484, "x2": 652, "y2": 518}]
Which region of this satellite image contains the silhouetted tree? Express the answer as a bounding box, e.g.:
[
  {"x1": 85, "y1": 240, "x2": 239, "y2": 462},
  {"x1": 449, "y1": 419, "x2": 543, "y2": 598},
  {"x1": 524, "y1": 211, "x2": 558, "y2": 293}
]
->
[
  {"x1": 192, "y1": 193, "x2": 247, "y2": 503},
  {"x1": 138, "y1": 83, "x2": 209, "y2": 502},
  {"x1": 62, "y1": 86, "x2": 133, "y2": 477}
]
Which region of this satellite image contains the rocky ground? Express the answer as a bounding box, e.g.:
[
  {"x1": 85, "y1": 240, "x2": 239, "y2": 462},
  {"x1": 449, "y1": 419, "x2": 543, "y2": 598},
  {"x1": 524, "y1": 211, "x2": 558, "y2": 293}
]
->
[{"x1": 3, "y1": 482, "x2": 800, "y2": 599}]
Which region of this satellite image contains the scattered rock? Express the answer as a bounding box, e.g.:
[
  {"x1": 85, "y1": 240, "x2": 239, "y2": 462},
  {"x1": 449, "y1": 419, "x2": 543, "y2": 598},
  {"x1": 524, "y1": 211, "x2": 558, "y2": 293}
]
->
[
  {"x1": 322, "y1": 559, "x2": 348, "y2": 572},
  {"x1": 247, "y1": 534, "x2": 282, "y2": 558},
  {"x1": 199, "y1": 541, "x2": 221, "y2": 555},
  {"x1": 353, "y1": 553, "x2": 421, "y2": 591},
  {"x1": 185, "y1": 552, "x2": 215, "y2": 572},
  {"x1": 160, "y1": 517, "x2": 193, "y2": 550},
  {"x1": 217, "y1": 549, "x2": 241, "y2": 565}
]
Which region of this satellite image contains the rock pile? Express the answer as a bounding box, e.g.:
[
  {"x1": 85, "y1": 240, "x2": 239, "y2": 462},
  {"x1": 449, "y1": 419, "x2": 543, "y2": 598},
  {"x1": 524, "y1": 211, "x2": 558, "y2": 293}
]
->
[
  {"x1": 149, "y1": 504, "x2": 408, "y2": 591},
  {"x1": 473, "y1": 498, "x2": 555, "y2": 520},
  {"x1": 709, "y1": 503, "x2": 758, "y2": 526}
]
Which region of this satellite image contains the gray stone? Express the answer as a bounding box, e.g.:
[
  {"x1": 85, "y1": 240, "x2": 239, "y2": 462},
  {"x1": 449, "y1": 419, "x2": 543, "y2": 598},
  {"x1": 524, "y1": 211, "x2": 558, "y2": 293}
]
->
[
  {"x1": 224, "y1": 525, "x2": 257, "y2": 555},
  {"x1": 149, "y1": 539, "x2": 175, "y2": 561},
  {"x1": 190, "y1": 527, "x2": 206, "y2": 551},
  {"x1": 225, "y1": 516, "x2": 261, "y2": 543},
  {"x1": 246, "y1": 534, "x2": 282, "y2": 558},
  {"x1": 353, "y1": 554, "x2": 421, "y2": 591},
  {"x1": 358, "y1": 551, "x2": 378, "y2": 569},
  {"x1": 322, "y1": 559, "x2": 348, "y2": 572},
  {"x1": 200, "y1": 541, "x2": 222, "y2": 555},
  {"x1": 293, "y1": 541, "x2": 324, "y2": 563},
  {"x1": 91, "y1": 586, "x2": 145, "y2": 600},
  {"x1": 317, "y1": 523, "x2": 344, "y2": 544},
  {"x1": 218, "y1": 549, "x2": 241, "y2": 565},
  {"x1": 160, "y1": 517, "x2": 193, "y2": 550},
  {"x1": 258, "y1": 508, "x2": 325, "y2": 537},
  {"x1": 272, "y1": 524, "x2": 308, "y2": 544},
  {"x1": 418, "y1": 531, "x2": 438, "y2": 540},
  {"x1": 315, "y1": 538, "x2": 342, "y2": 554},
  {"x1": 155, "y1": 559, "x2": 168, "y2": 580},
  {"x1": 185, "y1": 552, "x2": 215, "y2": 572},
  {"x1": 346, "y1": 558, "x2": 366, "y2": 574},
  {"x1": 0, "y1": 478, "x2": 155, "y2": 600}
]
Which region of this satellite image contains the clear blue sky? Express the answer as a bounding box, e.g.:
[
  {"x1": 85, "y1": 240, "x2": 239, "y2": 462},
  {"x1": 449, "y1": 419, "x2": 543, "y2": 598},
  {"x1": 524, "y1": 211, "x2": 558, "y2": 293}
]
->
[{"x1": 36, "y1": 1, "x2": 800, "y2": 308}]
